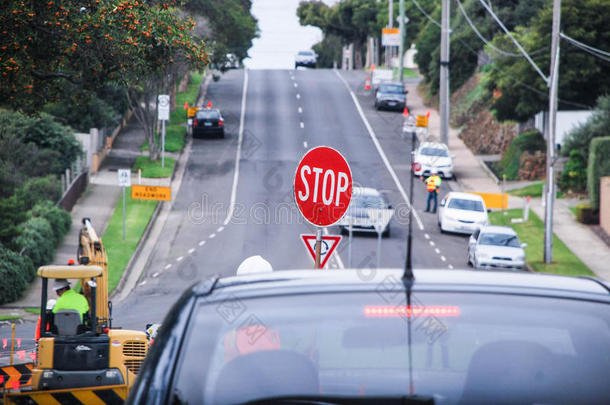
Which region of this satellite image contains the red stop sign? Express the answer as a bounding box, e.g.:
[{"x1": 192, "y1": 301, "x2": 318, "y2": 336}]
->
[{"x1": 294, "y1": 146, "x2": 352, "y2": 226}]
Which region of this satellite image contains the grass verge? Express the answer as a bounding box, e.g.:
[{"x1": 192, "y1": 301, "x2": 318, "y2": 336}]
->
[
  {"x1": 102, "y1": 189, "x2": 158, "y2": 293},
  {"x1": 489, "y1": 209, "x2": 594, "y2": 276},
  {"x1": 569, "y1": 206, "x2": 578, "y2": 218},
  {"x1": 133, "y1": 156, "x2": 176, "y2": 178},
  {"x1": 507, "y1": 182, "x2": 564, "y2": 199},
  {"x1": 140, "y1": 126, "x2": 186, "y2": 153},
  {"x1": 393, "y1": 67, "x2": 419, "y2": 79},
  {"x1": 25, "y1": 307, "x2": 40, "y2": 315},
  {"x1": 0, "y1": 315, "x2": 21, "y2": 321}
]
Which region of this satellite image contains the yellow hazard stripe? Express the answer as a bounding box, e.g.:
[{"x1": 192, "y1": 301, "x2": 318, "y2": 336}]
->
[
  {"x1": 4, "y1": 385, "x2": 127, "y2": 405},
  {"x1": 73, "y1": 390, "x2": 106, "y2": 405}
]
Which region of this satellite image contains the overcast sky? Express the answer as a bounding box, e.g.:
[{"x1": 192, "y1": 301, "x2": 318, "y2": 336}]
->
[{"x1": 244, "y1": 0, "x2": 337, "y2": 69}]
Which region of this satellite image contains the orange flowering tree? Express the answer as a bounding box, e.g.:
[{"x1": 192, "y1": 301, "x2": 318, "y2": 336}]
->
[{"x1": 1, "y1": 0, "x2": 207, "y2": 158}]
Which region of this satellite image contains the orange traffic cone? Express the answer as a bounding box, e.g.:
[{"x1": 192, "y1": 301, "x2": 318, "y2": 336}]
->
[
  {"x1": 183, "y1": 101, "x2": 189, "y2": 110},
  {"x1": 371, "y1": 64, "x2": 376, "y2": 71},
  {"x1": 364, "y1": 76, "x2": 371, "y2": 90},
  {"x1": 206, "y1": 100, "x2": 212, "y2": 108},
  {"x1": 403, "y1": 107, "x2": 409, "y2": 117}
]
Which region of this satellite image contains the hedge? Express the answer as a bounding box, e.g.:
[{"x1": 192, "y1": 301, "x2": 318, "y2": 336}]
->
[
  {"x1": 13, "y1": 217, "x2": 55, "y2": 279},
  {"x1": 0, "y1": 245, "x2": 30, "y2": 304},
  {"x1": 587, "y1": 136, "x2": 610, "y2": 210},
  {"x1": 29, "y1": 201, "x2": 71, "y2": 245},
  {"x1": 498, "y1": 130, "x2": 546, "y2": 180}
]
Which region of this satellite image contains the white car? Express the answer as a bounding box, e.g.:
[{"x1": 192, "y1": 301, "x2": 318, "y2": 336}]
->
[
  {"x1": 438, "y1": 192, "x2": 488, "y2": 234},
  {"x1": 412, "y1": 142, "x2": 454, "y2": 179},
  {"x1": 338, "y1": 187, "x2": 391, "y2": 237},
  {"x1": 295, "y1": 50, "x2": 317, "y2": 68},
  {"x1": 468, "y1": 225, "x2": 527, "y2": 270}
]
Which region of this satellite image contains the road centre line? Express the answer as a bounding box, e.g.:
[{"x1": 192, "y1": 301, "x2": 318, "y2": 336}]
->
[
  {"x1": 429, "y1": 240, "x2": 435, "y2": 247},
  {"x1": 224, "y1": 69, "x2": 249, "y2": 226},
  {"x1": 164, "y1": 264, "x2": 172, "y2": 270},
  {"x1": 188, "y1": 248, "x2": 195, "y2": 254},
  {"x1": 298, "y1": 107, "x2": 303, "y2": 114},
  {"x1": 424, "y1": 233, "x2": 430, "y2": 239},
  {"x1": 300, "y1": 122, "x2": 304, "y2": 129},
  {"x1": 217, "y1": 226, "x2": 224, "y2": 232},
  {"x1": 441, "y1": 256, "x2": 446, "y2": 262},
  {"x1": 152, "y1": 272, "x2": 160, "y2": 278},
  {"x1": 434, "y1": 248, "x2": 440, "y2": 254},
  {"x1": 209, "y1": 233, "x2": 216, "y2": 239},
  {"x1": 334, "y1": 70, "x2": 424, "y2": 231},
  {"x1": 199, "y1": 240, "x2": 206, "y2": 246},
  {"x1": 448, "y1": 264, "x2": 454, "y2": 269},
  {"x1": 176, "y1": 256, "x2": 184, "y2": 262},
  {"x1": 294, "y1": 83, "x2": 298, "y2": 88},
  {"x1": 304, "y1": 141, "x2": 308, "y2": 148}
]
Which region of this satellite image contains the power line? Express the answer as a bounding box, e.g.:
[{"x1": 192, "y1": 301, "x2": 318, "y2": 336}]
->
[
  {"x1": 560, "y1": 32, "x2": 610, "y2": 63},
  {"x1": 410, "y1": 0, "x2": 442, "y2": 28}
]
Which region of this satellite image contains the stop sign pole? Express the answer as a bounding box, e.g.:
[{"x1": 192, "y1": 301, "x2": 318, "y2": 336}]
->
[{"x1": 294, "y1": 146, "x2": 352, "y2": 269}]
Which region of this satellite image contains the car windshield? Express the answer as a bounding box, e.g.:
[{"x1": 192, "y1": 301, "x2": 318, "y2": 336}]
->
[
  {"x1": 379, "y1": 84, "x2": 403, "y2": 94},
  {"x1": 420, "y1": 147, "x2": 448, "y2": 157},
  {"x1": 351, "y1": 194, "x2": 385, "y2": 209},
  {"x1": 479, "y1": 232, "x2": 521, "y2": 247},
  {"x1": 447, "y1": 198, "x2": 484, "y2": 212},
  {"x1": 196, "y1": 110, "x2": 220, "y2": 119},
  {"x1": 171, "y1": 290, "x2": 610, "y2": 405}
]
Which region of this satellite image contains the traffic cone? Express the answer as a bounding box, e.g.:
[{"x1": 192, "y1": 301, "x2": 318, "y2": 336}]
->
[
  {"x1": 403, "y1": 107, "x2": 409, "y2": 117},
  {"x1": 364, "y1": 76, "x2": 371, "y2": 90},
  {"x1": 371, "y1": 64, "x2": 376, "y2": 71},
  {"x1": 183, "y1": 101, "x2": 189, "y2": 110},
  {"x1": 206, "y1": 100, "x2": 212, "y2": 108},
  {"x1": 426, "y1": 110, "x2": 431, "y2": 118}
]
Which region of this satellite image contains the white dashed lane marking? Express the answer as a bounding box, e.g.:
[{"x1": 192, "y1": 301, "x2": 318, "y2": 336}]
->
[
  {"x1": 303, "y1": 141, "x2": 308, "y2": 148},
  {"x1": 434, "y1": 248, "x2": 440, "y2": 254},
  {"x1": 152, "y1": 272, "x2": 160, "y2": 278},
  {"x1": 199, "y1": 240, "x2": 206, "y2": 246},
  {"x1": 429, "y1": 240, "x2": 435, "y2": 247},
  {"x1": 217, "y1": 226, "x2": 224, "y2": 232},
  {"x1": 209, "y1": 233, "x2": 216, "y2": 239},
  {"x1": 176, "y1": 256, "x2": 184, "y2": 262},
  {"x1": 296, "y1": 94, "x2": 300, "y2": 99},
  {"x1": 440, "y1": 256, "x2": 446, "y2": 262},
  {"x1": 298, "y1": 107, "x2": 303, "y2": 114},
  {"x1": 300, "y1": 122, "x2": 304, "y2": 129},
  {"x1": 188, "y1": 248, "x2": 195, "y2": 254},
  {"x1": 294, "y1": 83, "x2": 298, "y2": 88},
  {"x1": 424, "y1": 233, "x2": 430, "y2": 239},
  {"x1": 139, "y1": 280, "x2": 147, "y2": 286},
  {"x1": 164, "y1": 264, "x2": 172, "y2": 270},
  {"x1": 448, "y1": 264, "x2": 454, "y2": 269}
]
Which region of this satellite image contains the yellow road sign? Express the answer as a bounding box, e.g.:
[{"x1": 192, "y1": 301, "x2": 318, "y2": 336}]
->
[
  {"x1": 131, "y1": 185, "x2": 171, "y2": 201},
  {"x1": 468, "y1": 192, "x2": 508, "y2": 210},
  {"x1": 187, "y1": 106, "x2": 199, "y2": 118},
  {"x1": 4, "y1": 384, "x2": 128, "y2": 405},
  {"x1": 415, "y1": 115, "x2": 428, "y2": 127}
]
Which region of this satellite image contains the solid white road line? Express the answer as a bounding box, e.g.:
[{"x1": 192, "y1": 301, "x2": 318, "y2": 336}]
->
[
  {"x1": 224, "y1": 69, "x2": 249, "y2": 226},
  {"x1": 334, "y1": 70, "x2": 424, "y2": 231},
  {"x1": 199, "y1": 240, "x2": 206, "y2": 246}
]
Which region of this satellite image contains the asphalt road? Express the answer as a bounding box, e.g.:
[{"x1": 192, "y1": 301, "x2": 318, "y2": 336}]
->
[
  {"x1": 0, "y1": 68, "x2": 473, "y2": 340},
  {"x1": 107, "y1": 68, "x2": 473, "y2": 330}
]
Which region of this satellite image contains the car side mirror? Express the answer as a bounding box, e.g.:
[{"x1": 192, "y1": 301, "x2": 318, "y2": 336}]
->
[
  {"x1": 521, "y1": 243, "x2": 528, "y2": 248},
  {"x1": 440, "y1": 200, "x2": 446, "y2": 207}
]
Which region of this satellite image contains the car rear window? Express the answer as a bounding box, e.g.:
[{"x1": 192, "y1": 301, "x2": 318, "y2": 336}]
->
[
  {"x1": 420, "y1": 147, "x2": 449, "y2": 157},
  {"x1": 196, "y1": 110, "x2": 220, "y2": 119},
  {"x1": 448, "y1": 198, "x2": 484, "y2": 212},
  {"x1": 479, "y1": 232, "x2": 521, "y2": 247},
  {"x1": 379, "y1": 84, "x2": 403, "y2": 94},
  {"x1": 298, "y1": 51, "x2": 314, "y2": 56},
  {"x1": 170, "y1": 290, "x2": 610, "y2": 405}
]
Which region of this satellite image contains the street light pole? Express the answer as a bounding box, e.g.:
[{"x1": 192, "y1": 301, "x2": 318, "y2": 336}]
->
[
  {"x1": 439, "y1": 0, "x2": 450, "y2": 147},
  {"x1": 388, "y1": 0, "x2": 393, "y2": 67},
  {"x1": 544, "y1": 0, "x2": 561, "y2": 263}
]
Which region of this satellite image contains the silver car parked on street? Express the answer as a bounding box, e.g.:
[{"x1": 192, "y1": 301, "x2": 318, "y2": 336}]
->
[{"x1": 468, "y1": 225, "x2": 527, "y2": 270}]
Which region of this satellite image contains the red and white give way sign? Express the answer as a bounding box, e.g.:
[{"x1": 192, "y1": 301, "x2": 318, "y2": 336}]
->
[{"x1": 294, "y1": 146, "x2": 352, "y2": 226}]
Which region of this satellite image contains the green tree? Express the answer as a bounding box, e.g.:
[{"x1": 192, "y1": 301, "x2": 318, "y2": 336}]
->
[
  {"x1": 0, "y1": 245, "x2": 29, "y2": 304},
  {"x1": 486, "y1": 0, "x2": 610, "y2": 122},
  {"x1": 0, "y1": 195, "x2": 26, "y2": 247}
]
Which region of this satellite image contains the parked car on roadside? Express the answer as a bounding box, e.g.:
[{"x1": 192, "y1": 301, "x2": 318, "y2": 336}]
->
[
  {"x1": 374, "y1": 81, "x2": 407, "y2": 111},
  {"x1": 412, "y1": 142, "x2": 454, "y2": 179},
  {"x1": 192, "y1": 108, "x2": 224, "y2": 138},
  {"x1": 295, "y1": 50, "x2": 317, "y2": 68},
  {"x1": 438, "y1": 192, "x2": 488, "y2": 234},
  {"x1": 468, "y1": 225, "x2": 527, "y2": 270}
]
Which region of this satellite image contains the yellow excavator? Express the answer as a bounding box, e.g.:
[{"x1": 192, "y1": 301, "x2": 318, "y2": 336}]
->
[{"x1": 3, "y1": 218, "x2": 148, "y2": 404}]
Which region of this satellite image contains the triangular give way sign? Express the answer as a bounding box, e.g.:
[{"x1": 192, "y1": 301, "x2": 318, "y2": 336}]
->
[{"x1": 300, "y1": 234, "x2": 342, "y2": 269}]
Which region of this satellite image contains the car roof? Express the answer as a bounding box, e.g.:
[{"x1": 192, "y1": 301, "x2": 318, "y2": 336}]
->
[
  {"x1": 480, "y1": 225, "x2": 517, "y2": 235},
  {"x1": 379, "y1": 81, "x2": 403, "y2": 86},
  {"x1": 200, "y1": 269, "x2": 610, "y2": 301},
  {"x1": 352, "y1": 186, "x2": 381, "y2": 197},
  {"x1": 419, "y1": 142, "x2": 448, "y2": 149},
  {"x1": 446, "y1": 191, "x2": 484, "y2": 201}
]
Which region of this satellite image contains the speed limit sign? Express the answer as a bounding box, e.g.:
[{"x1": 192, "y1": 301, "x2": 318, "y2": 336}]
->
[{"x1": 158, "y1": 95, "x2": 170, "y2": 121}]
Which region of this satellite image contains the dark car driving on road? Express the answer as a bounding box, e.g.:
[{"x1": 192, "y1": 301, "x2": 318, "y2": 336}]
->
[
  {"x1": 127, "y1": 269, "x2": 610, "y2": 405},
  {"x1": 192, "y1": 108, "x2": 224, "y2": 138},
  {"x1": 375, "y1": 81, "x2": 407, "y2": 111}
]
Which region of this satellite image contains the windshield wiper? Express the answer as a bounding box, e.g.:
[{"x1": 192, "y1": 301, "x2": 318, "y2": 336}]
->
[{"x1": 242, "y1": 394, "x2": 435, "y2": 404}]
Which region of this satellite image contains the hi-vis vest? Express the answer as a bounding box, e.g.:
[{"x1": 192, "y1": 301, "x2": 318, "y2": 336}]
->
[{"x1": 426, "y1": 175, "x2": 441, "y2": 192}]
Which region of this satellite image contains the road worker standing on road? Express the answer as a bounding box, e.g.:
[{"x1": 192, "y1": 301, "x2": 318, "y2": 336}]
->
[{"x1": 424, "y1": 169, "x2": 442, "y2": 213}]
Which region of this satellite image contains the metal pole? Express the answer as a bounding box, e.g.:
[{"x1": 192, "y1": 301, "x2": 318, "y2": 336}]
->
[
  {"x1": 348, "y1": 215, "x2": 353, "y2": 268},
  {"x1": 439, "y1": 0, "x2": 450, "y2": 146},
  {"x1": 161, "y1": 119, "x2": 166, "y2": 169},
  {"x1": 314, "y1": 228, "x2": 323, "y2": 269},
  {"x1": 122, "y1": 186, "x2": 126, "y2": 241},
  {"x1": 376, "y1": 230, "x2": 382, "y2": 269},
  {"x1": 544, "y1": 0, "x2": 561, "y2": 264},
  {"x1": 388, "y1": 0, "x2": 393, "y2": 67},
  {"x1": 10, "y1": 324, "x2": 15, "y2": 365},
  {"x1": 398, "y1": 0, "x2": 405, "y2": 82}
]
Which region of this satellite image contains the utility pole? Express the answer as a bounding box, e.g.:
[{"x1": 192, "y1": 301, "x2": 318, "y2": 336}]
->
[
  {"x1": 398, "y1": 0, "x2": 405, "y2": 81},
  {"x1": 388, "y1": 0, "x2": 393, "y2": 67},
  {"x1": 544, "y1": 0, "x2": 561, "y2": 263},
  {"x1": 439, "y1": 0, "x2": 450, "y2": 146}
]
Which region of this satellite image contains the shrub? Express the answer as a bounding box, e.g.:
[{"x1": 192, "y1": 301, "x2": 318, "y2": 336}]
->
[
  {"x1": 29, "y1": 201, "x2": 71, "y2": 245},
  {"x1": 0, "y1": 245, "x2": 29, "y2": 304},
  {"x1": 17, "y1": 175, "x2": 62, "y2": 211},
  {"x1": 559, "y1": 150, "x2": 587, "y2": 193},
  {"x1": 575, "y1": 203, "x2": 599, "y2": 225},
  {"x1": 13, "y1": 217, "x2": 55, "y2": 273},
  {"x1": 0, "y1": 195, "x2": 26, "y2": 247},
  {"x1": 498, "y1": 130, "x2": 546, "y2": 180},
  {"x1": 587, "y1": 136, "x2": 610, "y2": 210}
]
